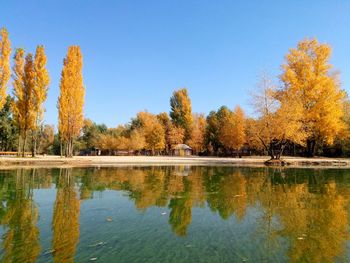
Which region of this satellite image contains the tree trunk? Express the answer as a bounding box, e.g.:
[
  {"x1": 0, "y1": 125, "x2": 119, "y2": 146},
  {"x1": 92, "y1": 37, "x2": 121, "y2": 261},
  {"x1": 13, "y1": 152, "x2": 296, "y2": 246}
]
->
[
  {"x1": 31, "y1": 131, "x2": 37, "y2": 157},
  {"x1": 22, "y1": 133, "x2": 27, "y2": 157},
  {"x1": 60, "y1": 140, "x2": 63, "y2": 157},
  {"x1": 306, "y1": 139, "x2": 316, "y2": 157},
  {"x1": 17, "y1": 135, "x2": 22, "y2": 157},
  {"x1": 66, "y1": 138, "x2": 73, "y2": 157}
]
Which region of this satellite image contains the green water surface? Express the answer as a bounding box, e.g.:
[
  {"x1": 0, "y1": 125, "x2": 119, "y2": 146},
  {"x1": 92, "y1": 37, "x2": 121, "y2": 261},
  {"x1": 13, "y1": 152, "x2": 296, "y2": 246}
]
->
[{"x1": 0, "y1": 166, "x2": 349, "y2": 262}]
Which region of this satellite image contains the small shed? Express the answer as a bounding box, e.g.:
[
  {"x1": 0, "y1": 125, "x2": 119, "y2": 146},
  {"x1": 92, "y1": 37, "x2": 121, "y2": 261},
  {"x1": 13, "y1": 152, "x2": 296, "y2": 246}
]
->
[{"x1": 172, "y1": 144, "x2": 192, "y2": 156}]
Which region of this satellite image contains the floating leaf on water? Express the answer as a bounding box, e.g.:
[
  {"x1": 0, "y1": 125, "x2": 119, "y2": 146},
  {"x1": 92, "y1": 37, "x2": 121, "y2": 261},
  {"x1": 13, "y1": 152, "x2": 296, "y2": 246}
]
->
[
  {"x1": 89, "y1": 241, "x2": 107, "y2": 247},
  {"x1": 43, "y1": 249, "x2": 55, "y2": 255}
]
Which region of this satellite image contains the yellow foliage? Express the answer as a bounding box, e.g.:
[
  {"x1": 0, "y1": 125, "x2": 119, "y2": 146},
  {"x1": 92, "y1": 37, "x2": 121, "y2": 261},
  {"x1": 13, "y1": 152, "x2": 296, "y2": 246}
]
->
[
  {"x1": 0, "y1": 28, "x2": 11, "y2": 111},
  {"x1": 249, "y1": 74, "x2": 307, "y2": 158},
  {"x1": 232, "y1": 106, "x2": 246, "y2": 150},
  {"x1": 167, "y1": 123, "x2": 185, "y2": 147},
  {"x1": 170, "y1": 88, "x2": 193, "y2": 142},
  {"x1": 280, "y1": 38, "x2": 346, "y2": 148},
  {"x1": 12, "y1": 50, "x2": 37, "y2": 155},
  {"x1": 136, "y1": 111, "x2": 165, "y2": 153},
  {"x1": 58, "y1": 46, "x2": 85, "y2": 157},
  {"x1": 33, "y1": 45, "x2": 50, "y2": 126},
  {"x1": 216, "y1": 106, "x2": 246, "y2": 151},
  {"x1": 188, "y1": 113, "x2": 206, "y2": 153}
]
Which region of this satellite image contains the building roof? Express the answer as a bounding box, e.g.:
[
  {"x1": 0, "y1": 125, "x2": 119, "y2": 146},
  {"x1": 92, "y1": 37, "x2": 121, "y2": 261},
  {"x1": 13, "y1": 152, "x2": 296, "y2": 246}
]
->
[{"x1": 172, "y1": 144, "x2": 192, "y2": 150}]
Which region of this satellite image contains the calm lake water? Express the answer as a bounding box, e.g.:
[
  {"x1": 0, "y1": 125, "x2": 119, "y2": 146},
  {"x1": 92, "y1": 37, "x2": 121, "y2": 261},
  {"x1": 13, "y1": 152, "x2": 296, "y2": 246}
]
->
[{"x1": 0, "y1": 166, "x2": 350, "y2": 262}]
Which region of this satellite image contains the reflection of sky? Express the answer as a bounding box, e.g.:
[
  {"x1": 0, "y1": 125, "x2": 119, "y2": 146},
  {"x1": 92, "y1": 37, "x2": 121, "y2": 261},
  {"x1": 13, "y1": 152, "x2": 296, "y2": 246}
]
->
[{"x1": 33, "y1": 187, "x2": 56, "y2": 262}]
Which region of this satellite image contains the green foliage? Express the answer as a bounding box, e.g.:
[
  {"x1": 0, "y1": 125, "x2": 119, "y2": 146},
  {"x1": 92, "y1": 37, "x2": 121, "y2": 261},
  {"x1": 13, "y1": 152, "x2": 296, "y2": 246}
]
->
[{"x1": 0, "y1": 96, "x2": 18, "y2": 151}]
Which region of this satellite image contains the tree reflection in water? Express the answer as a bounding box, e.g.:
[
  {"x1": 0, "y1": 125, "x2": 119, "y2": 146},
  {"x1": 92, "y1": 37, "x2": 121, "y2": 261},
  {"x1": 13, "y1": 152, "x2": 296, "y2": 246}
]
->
[
  {"x1": 0, "y1": 169, "x2": 40, "y2": 263},
  {"x1": 52, "y1": 168, "x2": 80, "y2": 263},
  {"x1": 0, "y1": 166, "x2": 349, "y2": 262}
]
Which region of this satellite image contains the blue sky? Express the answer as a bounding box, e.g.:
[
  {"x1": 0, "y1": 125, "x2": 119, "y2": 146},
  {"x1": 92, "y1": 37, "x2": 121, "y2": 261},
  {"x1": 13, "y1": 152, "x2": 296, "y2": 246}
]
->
[{"x1": 1, "y1": 0, "x2": 350, "y2": 127}]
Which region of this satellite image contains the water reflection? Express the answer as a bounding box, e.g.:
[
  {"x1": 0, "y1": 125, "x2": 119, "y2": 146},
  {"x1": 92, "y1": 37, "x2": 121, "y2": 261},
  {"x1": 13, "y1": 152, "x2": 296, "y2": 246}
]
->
[
  {"x1": 0, "y1": 166, "x2": 349, "y2": 262},
  {"x1": 0, "y1": 169, "x2": 40, "y2": 263},
  {"x1": 52, "y1": 169, "x2": 80, "y2": 263}
]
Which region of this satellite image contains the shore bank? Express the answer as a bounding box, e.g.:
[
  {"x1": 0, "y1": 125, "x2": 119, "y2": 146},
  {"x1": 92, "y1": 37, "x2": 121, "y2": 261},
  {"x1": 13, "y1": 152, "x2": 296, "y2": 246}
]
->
[{"x1": 1, "y1": 155, "x2": 350, "y2": 169}]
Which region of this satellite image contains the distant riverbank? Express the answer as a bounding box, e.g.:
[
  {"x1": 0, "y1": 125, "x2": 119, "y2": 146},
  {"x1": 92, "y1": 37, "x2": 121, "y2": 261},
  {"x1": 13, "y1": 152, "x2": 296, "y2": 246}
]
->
[{"x1": 1, "y1": 155, "x2": 350, "y2": 169}]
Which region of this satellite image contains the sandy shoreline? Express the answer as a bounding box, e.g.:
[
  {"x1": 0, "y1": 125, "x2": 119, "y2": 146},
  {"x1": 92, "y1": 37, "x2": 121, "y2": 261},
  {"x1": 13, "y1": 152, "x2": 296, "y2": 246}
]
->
[{"x1": 0, "y1": 155, "x2": 350, "y2": 169}]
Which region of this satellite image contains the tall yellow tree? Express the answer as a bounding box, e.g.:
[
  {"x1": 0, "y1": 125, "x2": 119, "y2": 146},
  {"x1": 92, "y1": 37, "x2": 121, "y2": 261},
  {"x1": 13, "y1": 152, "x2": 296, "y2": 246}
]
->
[
  {"x1": 31, "y1": 45, "x2": 50, "y2": 156},
  {"x1": 231, "y1": 106, "x2": 246, "y2": 154},
  {"x1": 170, "y1": 88, "x2": 193, "y2": 142},
  {"x1": 58, "y1": 46, "x2": 85, "y2": 157},
  {"x1": 188, "y1": 113, "x2": 206, "y2": 154},
  {"x1": 0, "y1": 28, "x2": 11, "y2": 111},
  {"x1": 249, "y1": 74, "x2": 306, "y2": 160},
  {"x1": 280, "y1": 39, "x2": 346, "y2": 156},
  {"x1": 13, "y1": 50, "x2": 36, "y2": 156}
]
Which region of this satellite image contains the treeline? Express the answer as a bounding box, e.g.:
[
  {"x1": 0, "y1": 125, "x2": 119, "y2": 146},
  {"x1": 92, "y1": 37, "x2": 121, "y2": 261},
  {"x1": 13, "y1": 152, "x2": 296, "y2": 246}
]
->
[
  {"x1": 0, "y1": 28, "x2": 84, "y2": 157},
  {"x1": 1, "y1": 27, "x2": 349, "y2": 158}
]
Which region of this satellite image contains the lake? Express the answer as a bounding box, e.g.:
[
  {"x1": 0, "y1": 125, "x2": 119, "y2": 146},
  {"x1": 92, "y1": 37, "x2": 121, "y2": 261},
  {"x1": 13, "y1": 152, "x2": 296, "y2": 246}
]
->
[{"x1": 0, "y1": 166, "x2": 349, "y2": 262}]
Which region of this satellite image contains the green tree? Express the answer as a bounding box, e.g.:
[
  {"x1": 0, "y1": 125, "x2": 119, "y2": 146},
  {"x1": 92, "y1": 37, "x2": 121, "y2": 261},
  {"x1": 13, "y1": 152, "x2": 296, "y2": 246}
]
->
[{"x1": 0, "y1": 96, "x2": 18, "y2": 151}]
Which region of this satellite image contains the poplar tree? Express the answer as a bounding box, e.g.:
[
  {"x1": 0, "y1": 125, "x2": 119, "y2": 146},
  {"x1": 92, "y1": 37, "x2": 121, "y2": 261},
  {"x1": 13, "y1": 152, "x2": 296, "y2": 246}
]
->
[
  {"x1": 58, "y1": 46, "x2": 85, "y2": 157},
  {"x1": 0, "y1": 28, "x2": 11, "y2": 111},
  {"x1": 188, "y1": 113, "x2": 206, "y2": 154},
  {"x1": 31, "y1": 45, "x2": 50, "y2": 156},
  {"x1": 170, "y1": 88, "x2": 193, "y2": 143},
  {"x1": 13, "y1": 50, "x2": 36, "y2": 156},
  {"x1": 231, "y1": 106, "x2": 246, "y2": 155}
]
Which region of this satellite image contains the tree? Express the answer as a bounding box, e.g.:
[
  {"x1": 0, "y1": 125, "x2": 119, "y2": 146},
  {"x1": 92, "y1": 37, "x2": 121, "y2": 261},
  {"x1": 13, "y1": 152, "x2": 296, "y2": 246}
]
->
[
  {"x1": 205, "y1": 111, "x2": 221, "y2": 155},
  {"x1": 167, "y1": 123, "x2": 185, "y2": 149},
  {"x1": 135, "y1": 111, "x2": 165, "y2": 154},
  {"x1": 128, "y1": 129, "x2": 145, "y2": 153},
  {"x1": 13, "y1": 50, "x2": 36, "y2": 156},
  {"x1": 280, "y1": 39, "x2": 346, "y2": 156},
  {"x1": 81, "y1": 119, "x2": 107, "y2": 149},
  {"x1": 231, "y1": 106, "x2": 246, "y2": 154},
  {"x1": 157, "y1": 112, "x2": 172, "y2": 154},
  {"x1": 216, "y1": 106, "x2": 246, "y2": 155},
  {"x1": 0, "y1": 96, "x2": 18, "y2": 151},
  {"x1": 217, "y1": 106, "x2": 235, "y2": 154},
  {"x1": 37, "y1": 124, "x2": 54, "y2": 154},
  {"x1": 0, "y1": 28, "x2": 11, "y2": 111},
  {"x1": 170, "y1": 88, "x2": 193, "y2": 142},
  {"x1": 188, "y1": 113, "x2": 206, "y2": 154},
  {"x1": 249, "y1": 75, "x2": 306, "y2": 160},
  {"x1": 31, "y1": 45, "x2": 49, "y2": 156},
  {"x1": 58, "y1": 46, "x2": 85, "y2": 157}
]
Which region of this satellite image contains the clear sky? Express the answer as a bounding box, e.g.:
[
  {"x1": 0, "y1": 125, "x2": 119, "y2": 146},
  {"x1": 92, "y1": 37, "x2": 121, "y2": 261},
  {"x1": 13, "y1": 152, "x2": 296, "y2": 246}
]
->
[{"x1": 1, "y1": 0, "x2": 350, "y2": 127}]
